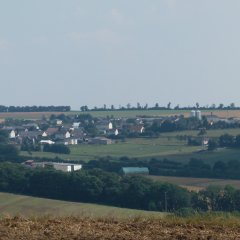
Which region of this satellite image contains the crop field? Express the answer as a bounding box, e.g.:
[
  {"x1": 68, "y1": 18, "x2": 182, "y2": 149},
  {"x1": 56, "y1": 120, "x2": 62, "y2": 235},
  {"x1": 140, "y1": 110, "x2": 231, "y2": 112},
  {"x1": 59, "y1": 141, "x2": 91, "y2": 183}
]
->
[
  {"x1": 76, "y1": 109, "x2": 240, "y2": 118},
  {"x1": 2, "y1": 215, "x2": 240, "y2": 239},
  {"x1": 148, "y1": 175, "x2": 240, "y2": 192},
  {"x1": 1, "y1": 109, "x2": 240, "y2": 120},
  {"x1": 0, "y1": 192, "x2": 164, "y2": 219},
  {"x1": 20, "y1": 137, "x2": 200, "y2": 161}
]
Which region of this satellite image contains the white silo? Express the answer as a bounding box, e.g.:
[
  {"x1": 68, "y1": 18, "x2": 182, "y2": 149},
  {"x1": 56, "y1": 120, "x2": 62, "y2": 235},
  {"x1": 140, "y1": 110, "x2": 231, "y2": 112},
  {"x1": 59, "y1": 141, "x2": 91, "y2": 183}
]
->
[
  {"x1": 196, "y1": 110, "x2": 202, "y2": 120},
  {"x1": 190, "y1": 110, "x2": 196, "y2": 118}
]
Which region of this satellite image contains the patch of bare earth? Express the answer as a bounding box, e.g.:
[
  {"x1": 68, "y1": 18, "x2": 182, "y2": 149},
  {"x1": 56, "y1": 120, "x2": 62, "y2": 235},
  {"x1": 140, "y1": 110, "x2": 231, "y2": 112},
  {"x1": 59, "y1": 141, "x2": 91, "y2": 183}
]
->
[{"x1": 0, "y1": 217, "x2": 240, "y2": 240}]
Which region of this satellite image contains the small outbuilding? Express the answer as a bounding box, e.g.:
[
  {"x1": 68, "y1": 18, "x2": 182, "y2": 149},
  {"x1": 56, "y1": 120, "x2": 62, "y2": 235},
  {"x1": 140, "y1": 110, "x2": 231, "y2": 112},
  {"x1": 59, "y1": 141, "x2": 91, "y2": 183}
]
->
[{"x1": 120, "y1": 167, "x2": 149, "y2": 176}]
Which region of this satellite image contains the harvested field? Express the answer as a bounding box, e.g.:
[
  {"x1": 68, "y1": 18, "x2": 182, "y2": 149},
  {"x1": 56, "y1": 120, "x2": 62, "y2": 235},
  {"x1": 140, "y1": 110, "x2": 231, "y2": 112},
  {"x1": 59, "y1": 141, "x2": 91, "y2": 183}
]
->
[
  {"x1": 1, "y1": 216, "x2": 240, "y2": 240},
  {"x1": 1, "y1": 109, "x2": 240, "y2": 120},
  {"x1": 0, "y1": 112, "x2": 68, "y2": 120},
  {"x1": 148, "y1": 175, "x2": 240, "y2": 192}
]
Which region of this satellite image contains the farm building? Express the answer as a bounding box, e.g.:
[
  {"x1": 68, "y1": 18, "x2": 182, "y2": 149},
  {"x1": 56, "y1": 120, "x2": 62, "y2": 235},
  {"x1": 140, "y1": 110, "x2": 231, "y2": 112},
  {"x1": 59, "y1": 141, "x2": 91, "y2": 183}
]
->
[
  {"x1": 90, "y1": 137, "x2": 113, "y2": 145},
  {"x1": 23, "y1": 160, "x2": 82, "y2": 172},
  {"x1": 120, "y1": 167, "x2": 149, "y2": 176}
]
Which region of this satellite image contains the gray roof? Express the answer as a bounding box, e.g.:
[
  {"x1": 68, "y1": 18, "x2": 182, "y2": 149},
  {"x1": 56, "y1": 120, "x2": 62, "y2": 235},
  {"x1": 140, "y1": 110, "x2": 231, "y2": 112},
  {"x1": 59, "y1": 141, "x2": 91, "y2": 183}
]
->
[{"x1": 122, "y1": 167, "x2": 149, "y2": 174}]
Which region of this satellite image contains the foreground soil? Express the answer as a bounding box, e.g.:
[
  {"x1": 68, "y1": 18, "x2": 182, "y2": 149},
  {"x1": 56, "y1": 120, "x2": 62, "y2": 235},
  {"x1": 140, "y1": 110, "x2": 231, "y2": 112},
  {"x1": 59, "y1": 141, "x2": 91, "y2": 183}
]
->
[{"x1": 0, "y1": 217, "x2": 240, "y2": 240}]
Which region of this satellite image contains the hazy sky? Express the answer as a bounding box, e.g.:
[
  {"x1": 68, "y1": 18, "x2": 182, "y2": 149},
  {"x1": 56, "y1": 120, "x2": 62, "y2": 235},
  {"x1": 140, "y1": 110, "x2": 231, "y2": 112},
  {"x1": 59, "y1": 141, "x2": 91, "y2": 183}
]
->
[{"x1": 1, "y1": 1, "x2": 240, "y2": 110}]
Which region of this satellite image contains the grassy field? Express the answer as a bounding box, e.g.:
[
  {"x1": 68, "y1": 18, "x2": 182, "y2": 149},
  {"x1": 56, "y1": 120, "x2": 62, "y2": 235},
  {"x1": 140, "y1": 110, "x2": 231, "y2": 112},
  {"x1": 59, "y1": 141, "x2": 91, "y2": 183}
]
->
[
  {"x1": 20, "y1": 137, "x2": 200, "y2": 161},
  {"x1": 147, "y1": 175, "x2": 240, "y2": 192},
  {"x1": 20, "y1": 128, "x2": 240, "y2": 163},
  {"x1": 159, "y1": 148, "x2": 240, "y2": 165},
  {"x1": 161, "y1": 128, "x2": 240, "y2": 138},
  {"x1": 0, "y1": 192, "x2": 165, "y2": 219}
]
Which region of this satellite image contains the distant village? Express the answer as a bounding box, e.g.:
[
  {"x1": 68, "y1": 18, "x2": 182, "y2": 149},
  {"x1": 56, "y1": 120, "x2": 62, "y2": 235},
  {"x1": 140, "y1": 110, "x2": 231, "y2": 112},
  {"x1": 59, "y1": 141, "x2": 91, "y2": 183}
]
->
[
  {"x1": 1, "y1": 109, "x2": 240, "y2": 173},
  {"x1": 1, "y1": 109, "x2": 239, "y2": 146}
]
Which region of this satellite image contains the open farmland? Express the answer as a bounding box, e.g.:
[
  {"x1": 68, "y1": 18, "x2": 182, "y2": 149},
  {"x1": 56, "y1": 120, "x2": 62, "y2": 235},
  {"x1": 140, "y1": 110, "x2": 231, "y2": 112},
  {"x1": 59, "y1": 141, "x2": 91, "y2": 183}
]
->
[
  {"x1": 160, "y1": 148, "x2": 240, "y2": 165},
  {"x1": 0, "y1": 112, "x2": 68, "y2": 120},
  {"x1": 76, "y1": 109, "x2": 240, "y2": 118},
  {"x1": 20, "y1": 137, "x2": 200, "y2": 161},
  {"x1": 0, "y1": 192, "x2": 164, "y2": 219},
  {"x1": 0, "y1": 110, "x2": 187, "y2": 120},
  {"x1": 1, "y1": 215, "x2": 240, "y2": 240},
  {"x1": 20, "y1": 134, "x2": 240, "y2": 164},
  {"x1": 161, "y1": 128, "x2": 240, "y2": 138},
  {"x1": 147, "y1": 175, "x2": 240, "y2": 192},
  {"x1": 1, "y1": 109, "x2": 240, "y2": 120}
]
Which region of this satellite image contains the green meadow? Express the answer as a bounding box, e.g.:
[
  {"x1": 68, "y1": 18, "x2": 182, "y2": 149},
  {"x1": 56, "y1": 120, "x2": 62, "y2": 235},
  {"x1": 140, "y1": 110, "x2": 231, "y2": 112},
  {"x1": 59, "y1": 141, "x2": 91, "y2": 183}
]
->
[{"x1": 0, "y1": 192, "x2": 165, "y2": 219}]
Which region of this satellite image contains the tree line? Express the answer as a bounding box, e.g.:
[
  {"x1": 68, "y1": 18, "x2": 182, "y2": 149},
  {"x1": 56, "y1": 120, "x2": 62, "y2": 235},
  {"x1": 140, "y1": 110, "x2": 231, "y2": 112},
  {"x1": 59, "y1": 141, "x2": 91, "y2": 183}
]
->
[
  {"x1": 86, "y1": 157, "x2": 240, "y2": 180},
  {"x1": 0, "y1": 105, "x2": 71, "y2": 112},
  {"x1": 208, "y1": 134, "x2": 240, "y2": 150},
  {"x1": 0, "y1": 162, "x2": 190, "y2": 212},
  {"x1": 80, "y1": 102, "x2": 239, "y2": 112},
  {"x1": 2, "y1": 162, "x2": 240, "y2": 212}
]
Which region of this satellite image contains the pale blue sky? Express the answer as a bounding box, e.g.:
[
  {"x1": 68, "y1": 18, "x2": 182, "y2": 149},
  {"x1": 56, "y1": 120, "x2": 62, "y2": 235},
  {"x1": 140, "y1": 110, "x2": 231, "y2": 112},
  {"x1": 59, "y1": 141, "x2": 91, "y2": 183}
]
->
[{"x1": 1, "y1": 1, "x2": 240, "y2": 109}]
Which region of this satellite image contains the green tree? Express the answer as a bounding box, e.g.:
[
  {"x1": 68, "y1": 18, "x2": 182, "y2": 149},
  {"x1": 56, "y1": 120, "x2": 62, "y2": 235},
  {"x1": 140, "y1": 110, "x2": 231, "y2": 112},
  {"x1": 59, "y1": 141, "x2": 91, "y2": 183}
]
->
[{"x1": 208, "y1": 139, "x2": 218, "y2": 151}]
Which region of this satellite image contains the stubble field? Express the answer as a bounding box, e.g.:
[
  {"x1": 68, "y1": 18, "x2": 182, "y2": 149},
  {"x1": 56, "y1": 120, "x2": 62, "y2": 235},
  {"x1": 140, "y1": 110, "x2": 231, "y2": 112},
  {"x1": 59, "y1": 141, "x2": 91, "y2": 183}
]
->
[
  {"x1": 1, "y1": 216, "x2": 240, "y2": 240},
  {"x1": 1, "y1": 109, "x2": 240, "y2": 119}
]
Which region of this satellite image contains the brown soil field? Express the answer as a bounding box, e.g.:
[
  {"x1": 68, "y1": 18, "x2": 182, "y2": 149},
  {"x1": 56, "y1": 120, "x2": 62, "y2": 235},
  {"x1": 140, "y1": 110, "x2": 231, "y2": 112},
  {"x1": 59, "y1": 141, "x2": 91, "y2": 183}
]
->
[
  {"x1": 1, "y1": 216, "x2": 240, "y2": 240},
  {"x1": 148, "y1": 175, "x2": 240, "y2": 192},
  {"x1": 202, "y1": 110, "x2": 240, "y2": 118}
]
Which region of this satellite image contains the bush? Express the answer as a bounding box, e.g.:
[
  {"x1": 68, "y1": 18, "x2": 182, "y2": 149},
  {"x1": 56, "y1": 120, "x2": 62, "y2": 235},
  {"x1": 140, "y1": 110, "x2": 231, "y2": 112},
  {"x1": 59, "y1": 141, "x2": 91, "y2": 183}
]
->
[{"x1": 43, "y1": 144, "x2": 70, "y2": 154}]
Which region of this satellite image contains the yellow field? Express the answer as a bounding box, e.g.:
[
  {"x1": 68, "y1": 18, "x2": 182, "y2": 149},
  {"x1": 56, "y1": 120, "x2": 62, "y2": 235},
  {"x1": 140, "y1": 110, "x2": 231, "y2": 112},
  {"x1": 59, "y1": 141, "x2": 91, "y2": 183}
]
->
[{"x1": 1, "y1": 109, "x2": 240, "y2": 120}]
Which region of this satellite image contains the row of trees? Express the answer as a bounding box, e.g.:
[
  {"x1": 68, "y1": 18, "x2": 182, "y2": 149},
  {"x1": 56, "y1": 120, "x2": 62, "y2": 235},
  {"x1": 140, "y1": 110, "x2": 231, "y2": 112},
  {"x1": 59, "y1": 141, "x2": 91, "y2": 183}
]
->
[
  {"x1": 2, "y1": 162, "x2": 240, "y2": 212},
  {"x1": 0, "y1": 130, "x2": 19, "y2": 161},
  {"x1": 0, "y1": 163, "x2": 190, "y2": 211},
  {"x1": 207, "y1": 134, "x2": 240, "y2": 151},
  {"x1": 80, "y1": 102, "x2": 239, "y2": 111},
  {"x1": 144, "y1": 117, "x2": 240, "y2": 137},
  {"x1": 0, "y1": 105, "x2": 71, "y2": 112},
  {"x1": 85, "y1": 157, "x2": 240, "y2": 180}
]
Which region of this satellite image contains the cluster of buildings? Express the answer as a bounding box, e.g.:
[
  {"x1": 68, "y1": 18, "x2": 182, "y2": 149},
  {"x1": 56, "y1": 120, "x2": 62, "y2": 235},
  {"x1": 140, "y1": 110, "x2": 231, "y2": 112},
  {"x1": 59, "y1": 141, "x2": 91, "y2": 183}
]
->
[
  {"x1": 2, "y1": 110, "x2": 239, "y2": 149},
  {"x1": 23, "y1": 160, "x2": 82, "y2": 172},
  {"x1": 0, "y1": 115, "x2": 154, "y2": 147},
  {"x1": 22, "y1": 160, "x2": 149, "y2": 175}
]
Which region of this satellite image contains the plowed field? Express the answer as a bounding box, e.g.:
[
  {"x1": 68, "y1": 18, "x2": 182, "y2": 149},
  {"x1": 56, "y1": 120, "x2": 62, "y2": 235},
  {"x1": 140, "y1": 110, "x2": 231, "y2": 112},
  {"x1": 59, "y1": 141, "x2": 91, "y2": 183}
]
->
[{"x1": 0, "y1": 217, "x2": 240, "y2": 240}]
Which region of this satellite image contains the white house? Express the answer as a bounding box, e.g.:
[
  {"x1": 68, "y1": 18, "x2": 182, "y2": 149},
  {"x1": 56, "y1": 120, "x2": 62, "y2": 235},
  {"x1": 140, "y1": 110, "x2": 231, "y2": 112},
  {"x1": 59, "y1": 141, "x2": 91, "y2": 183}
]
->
[
  {"x1": 40, "y1": 140, "x2": 55, "y2": 145},
  {"x1": 114, "y1": 129, "x2": 119, "y2": 136},
  {"x1": 73, "y1": 122, "x2": 80, "y2": 128},
  {"x1": 56, "y1": 120, "x2": 63, "y2": 125},
  {"x1": 9, "y1": 130, "x2": 16, "y2": 139},
  {"x1": 42, "y1": 131, "x2": 48, "y2": 137},
  {"x1": 108, "y1": 122, "x2": 113, "y2": 130},
  {"x1": 65, "y1": 131, "x2": 71, "y2": 139},
  {"x1": 64, "y1": 138, "x2": 78, "y2": 145}
]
